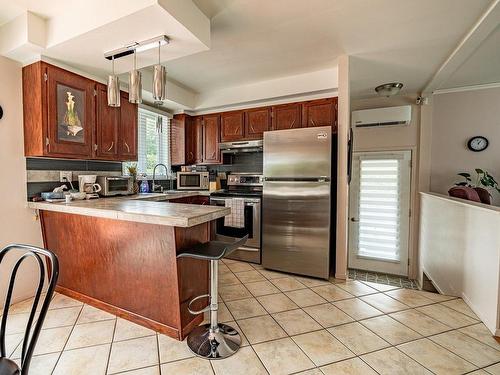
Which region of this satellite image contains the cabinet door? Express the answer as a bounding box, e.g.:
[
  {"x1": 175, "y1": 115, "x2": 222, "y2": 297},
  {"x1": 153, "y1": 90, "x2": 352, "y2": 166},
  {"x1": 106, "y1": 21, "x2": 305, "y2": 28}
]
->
[
  {"x1": 119, "y1": 91, "x2": 138, "y2": 160},
  {"x1": 202, "y1": 114, "x2": 221, "y2": 164},
  {"x1": 171, "y1": 115, "x2": 186, "y2": 166},
  {"x1": 95, "y1": 83, "x2": 119, "y2": 160},
  {"x1": 303, "y1": 98, "x2": 335, "y2": 127},
  {"x1": 272, "y1": 103, "x2": 302, "y2": 130},
  {"x1": 186, "y1": 116, "x2": 203, "y2": 165},
  {"x1": 45, "y1": 65, "x2": 94, "y2": 158},
  {"x1": 221, "y1": 111, "x2": 244, "y2": 142},
  {"x1": 245, "y1": 107, "x2": 271, "y2": 139}
]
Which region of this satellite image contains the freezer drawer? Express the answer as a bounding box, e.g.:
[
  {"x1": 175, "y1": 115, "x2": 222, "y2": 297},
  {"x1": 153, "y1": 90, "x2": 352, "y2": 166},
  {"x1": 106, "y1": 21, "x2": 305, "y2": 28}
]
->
[{"x1": 262, "y1": 180, "x2": 331, "y2": 279}]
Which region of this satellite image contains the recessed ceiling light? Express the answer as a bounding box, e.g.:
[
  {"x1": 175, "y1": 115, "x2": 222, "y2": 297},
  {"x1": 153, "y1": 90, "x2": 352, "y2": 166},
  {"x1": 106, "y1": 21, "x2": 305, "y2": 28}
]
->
[{"x1": 375, "y1": 82, "x2": 403, "y2": 97}]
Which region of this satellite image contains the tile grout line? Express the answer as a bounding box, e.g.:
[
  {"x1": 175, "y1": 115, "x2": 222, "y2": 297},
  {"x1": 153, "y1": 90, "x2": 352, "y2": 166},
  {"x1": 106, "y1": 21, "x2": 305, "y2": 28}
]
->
[
  {"x1": 50, "y1": 303, "x2": 85, "y2": 375},
  {"x1": 104, "y1": 314, "x2": 118, "y2": 375}
]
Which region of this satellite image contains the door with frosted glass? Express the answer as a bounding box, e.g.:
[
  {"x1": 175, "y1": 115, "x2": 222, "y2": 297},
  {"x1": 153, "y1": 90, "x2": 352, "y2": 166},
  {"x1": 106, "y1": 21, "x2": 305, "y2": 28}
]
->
[{"x1": 348, "y1": 151, "x2": 411, "y2": 276}]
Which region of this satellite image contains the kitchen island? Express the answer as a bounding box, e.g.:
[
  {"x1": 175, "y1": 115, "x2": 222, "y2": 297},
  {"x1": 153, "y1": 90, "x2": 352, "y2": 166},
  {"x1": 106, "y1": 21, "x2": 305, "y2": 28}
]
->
[{"x1": 28, "y1": 193, "x2": 229, "y2": 340}]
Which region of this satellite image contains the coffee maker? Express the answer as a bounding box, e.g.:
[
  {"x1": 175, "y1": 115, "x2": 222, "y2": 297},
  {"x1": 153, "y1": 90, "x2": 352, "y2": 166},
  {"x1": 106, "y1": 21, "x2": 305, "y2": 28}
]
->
[{"x1": 78, "y1": 175, "x2": 102, "y2": 199}]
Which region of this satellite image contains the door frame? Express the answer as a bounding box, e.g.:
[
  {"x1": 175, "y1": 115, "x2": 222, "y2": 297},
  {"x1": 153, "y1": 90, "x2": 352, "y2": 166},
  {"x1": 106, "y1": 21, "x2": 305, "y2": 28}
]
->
[{"x1": 348, "y1": 149, "x2": 413, "y2": 276}]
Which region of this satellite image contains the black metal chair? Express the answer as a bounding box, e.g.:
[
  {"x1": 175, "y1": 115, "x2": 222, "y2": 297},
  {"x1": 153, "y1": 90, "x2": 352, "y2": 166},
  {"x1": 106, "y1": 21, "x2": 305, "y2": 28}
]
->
[
  {"x1": 0, "y1": 244, "x2": 59, "y2": 375},
  {"x1": 177, "y1": 235, "x2": 248, "y2": 359}
]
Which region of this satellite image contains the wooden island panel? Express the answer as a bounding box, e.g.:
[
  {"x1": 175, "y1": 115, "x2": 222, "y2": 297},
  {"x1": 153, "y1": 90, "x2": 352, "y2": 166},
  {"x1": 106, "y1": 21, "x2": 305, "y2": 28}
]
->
[{"x1": 40, "y1": 210, "x2": 209, "y2": 340}]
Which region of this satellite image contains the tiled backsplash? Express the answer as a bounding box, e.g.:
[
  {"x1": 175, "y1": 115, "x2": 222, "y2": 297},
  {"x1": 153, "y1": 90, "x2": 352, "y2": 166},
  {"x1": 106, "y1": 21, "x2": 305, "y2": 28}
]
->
[{"x1": 26, "y1": 157, "x2": 122, "y2": 199}]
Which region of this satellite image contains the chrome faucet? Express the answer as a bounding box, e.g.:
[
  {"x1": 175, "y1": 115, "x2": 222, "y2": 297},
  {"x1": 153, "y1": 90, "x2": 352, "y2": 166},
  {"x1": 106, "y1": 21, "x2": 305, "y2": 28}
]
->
[{"x1": 152, "y1": 163, "x2": 168, "y2": 193}]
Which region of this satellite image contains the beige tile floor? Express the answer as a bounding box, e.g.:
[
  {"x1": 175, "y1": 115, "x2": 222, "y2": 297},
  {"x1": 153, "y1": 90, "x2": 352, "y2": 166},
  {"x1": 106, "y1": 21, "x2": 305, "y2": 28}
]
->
[{"x1": 4, "y1": 259, "x2": 500, "y2": 375}]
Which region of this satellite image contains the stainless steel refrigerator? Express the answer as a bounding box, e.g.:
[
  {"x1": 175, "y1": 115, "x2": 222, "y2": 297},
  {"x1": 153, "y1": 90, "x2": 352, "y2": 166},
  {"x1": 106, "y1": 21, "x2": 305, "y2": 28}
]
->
[{"x1": 262, "y1": 126, "x2": 335, "y2": 279}]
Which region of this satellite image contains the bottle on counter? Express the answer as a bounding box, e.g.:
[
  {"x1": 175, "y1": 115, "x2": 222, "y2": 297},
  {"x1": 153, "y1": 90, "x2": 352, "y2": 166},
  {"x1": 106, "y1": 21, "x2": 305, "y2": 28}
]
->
[{"x1": 140, "y1": 176, "x2": 150, "y2": 193}]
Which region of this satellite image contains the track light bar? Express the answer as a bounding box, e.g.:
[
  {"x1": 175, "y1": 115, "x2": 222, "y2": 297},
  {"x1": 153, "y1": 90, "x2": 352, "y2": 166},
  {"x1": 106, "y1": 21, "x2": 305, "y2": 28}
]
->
[{"x1": 104, "y1": 35, "x2": 170, "y2": 61}]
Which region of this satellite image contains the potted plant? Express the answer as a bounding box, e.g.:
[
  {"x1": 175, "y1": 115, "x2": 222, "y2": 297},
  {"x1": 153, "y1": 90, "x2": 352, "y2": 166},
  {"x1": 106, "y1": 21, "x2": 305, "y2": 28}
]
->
[{"x1": 451, "y1": 169, "x2": 500, "y2": 204}]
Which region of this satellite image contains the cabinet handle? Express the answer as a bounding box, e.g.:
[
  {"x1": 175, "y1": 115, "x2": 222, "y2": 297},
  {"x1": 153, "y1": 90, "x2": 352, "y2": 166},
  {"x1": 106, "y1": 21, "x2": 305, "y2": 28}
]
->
[
  {"x1": 107, "y1": 141, "x2": 114, "y2": 152},
  {"x1": 124, "y1": 142, "x2": 130, "y2": 153},
  {"x1": 93, "y1": 144, "x2": 98, "y2": 151},
  {"x1": 289, "y1": 119, "x2": 296, "y2": 129},
  {"x1": 311, "y1": 119, "x2": 316, "y2": 127}
]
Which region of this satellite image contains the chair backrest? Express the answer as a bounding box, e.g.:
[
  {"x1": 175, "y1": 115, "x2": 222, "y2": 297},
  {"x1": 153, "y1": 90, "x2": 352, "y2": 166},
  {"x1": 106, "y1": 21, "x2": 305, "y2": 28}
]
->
[{"x1": 0, "y1": 244, "x2": 59, "y2": 373}]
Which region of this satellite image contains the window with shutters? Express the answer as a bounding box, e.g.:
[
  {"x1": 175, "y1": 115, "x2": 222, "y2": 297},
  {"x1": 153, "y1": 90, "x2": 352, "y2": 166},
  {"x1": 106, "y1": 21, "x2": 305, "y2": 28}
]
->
[
  {"x1": 123, "y1": 107, "x2": 171, "y2": 177},
  {"x1": 348, "y1": 150, "x2": 411, "y2": 275}
]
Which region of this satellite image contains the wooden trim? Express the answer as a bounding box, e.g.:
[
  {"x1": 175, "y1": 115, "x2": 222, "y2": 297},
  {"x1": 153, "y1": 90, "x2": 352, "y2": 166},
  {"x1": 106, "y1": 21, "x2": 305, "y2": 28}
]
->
[{"x1": 56, "y1": 286, "x2": 181, "y2": 338}]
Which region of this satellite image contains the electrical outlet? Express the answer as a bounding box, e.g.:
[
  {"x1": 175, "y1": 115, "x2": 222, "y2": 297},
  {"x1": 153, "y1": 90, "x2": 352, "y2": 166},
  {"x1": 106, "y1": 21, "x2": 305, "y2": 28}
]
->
[{"x1": 60, "y1": 171, "x2": 73, "y2": 183}]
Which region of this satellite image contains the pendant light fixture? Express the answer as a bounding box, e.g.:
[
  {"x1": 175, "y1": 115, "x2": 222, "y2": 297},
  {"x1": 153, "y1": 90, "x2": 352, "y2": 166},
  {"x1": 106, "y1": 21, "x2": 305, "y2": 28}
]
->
[
  {"x1": 152, "y1": 41, "x2": 167, "y2": 105},
  {"x1": 128, "y1": 50, "x2": 142, "y2": 104},
  {"x1": 107, "y1": 56, "x2": 120, "y2": 107}
]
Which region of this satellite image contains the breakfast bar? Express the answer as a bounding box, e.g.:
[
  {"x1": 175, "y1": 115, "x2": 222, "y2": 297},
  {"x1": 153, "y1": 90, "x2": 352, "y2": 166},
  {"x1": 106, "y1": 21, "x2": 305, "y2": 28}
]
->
[{"x1": 28, "y1": 196, "x2": 230, "y2": 340}]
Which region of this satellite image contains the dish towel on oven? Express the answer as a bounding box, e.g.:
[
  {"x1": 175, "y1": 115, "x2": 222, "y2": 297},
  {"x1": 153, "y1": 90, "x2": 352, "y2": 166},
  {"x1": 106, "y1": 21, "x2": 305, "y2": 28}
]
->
[{"x1": 224, "y1": 198, "x2": 245, "y2": 228}]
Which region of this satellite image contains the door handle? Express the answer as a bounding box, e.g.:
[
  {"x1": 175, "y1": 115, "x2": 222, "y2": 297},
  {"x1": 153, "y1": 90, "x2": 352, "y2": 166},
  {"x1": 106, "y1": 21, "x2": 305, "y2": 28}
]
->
[
  {"x1": 106, "y1": 141, "x2": 114, "y2": 152},
  {"x1": 350, "y1": 218, "x2": 359, "y2": 222}
]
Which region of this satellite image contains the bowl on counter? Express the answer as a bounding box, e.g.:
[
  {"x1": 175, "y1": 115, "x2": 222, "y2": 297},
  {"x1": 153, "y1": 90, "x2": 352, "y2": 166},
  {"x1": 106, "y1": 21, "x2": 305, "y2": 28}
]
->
[{"x1": 70, "y1": 192, "x2": 87, "y2": 200}]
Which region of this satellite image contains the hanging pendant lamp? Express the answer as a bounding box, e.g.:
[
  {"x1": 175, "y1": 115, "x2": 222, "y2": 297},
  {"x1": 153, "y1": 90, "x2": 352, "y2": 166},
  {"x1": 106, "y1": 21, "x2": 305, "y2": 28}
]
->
[
  {"x1": 152, "y1": 41, "x2": 166, "y2": 105},
  {"x1": 107, "y1": 56, "x2": 120, "y2": 107},
  {"x1": 128, "y1": 50, "x2": 142, "y2": 104}
]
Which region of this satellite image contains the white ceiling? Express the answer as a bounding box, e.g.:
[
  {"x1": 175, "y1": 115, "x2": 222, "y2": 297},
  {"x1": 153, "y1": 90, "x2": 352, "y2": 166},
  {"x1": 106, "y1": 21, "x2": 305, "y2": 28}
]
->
[
  {"x1": 0, "y1": 0, "x2": 496, "y2": 108},
  {"x1": 167, "y1": 0, "x2": 491, "y2": 99},
  {"x1": 439, "y1": 24, "x2": 500, "y2": 90}
]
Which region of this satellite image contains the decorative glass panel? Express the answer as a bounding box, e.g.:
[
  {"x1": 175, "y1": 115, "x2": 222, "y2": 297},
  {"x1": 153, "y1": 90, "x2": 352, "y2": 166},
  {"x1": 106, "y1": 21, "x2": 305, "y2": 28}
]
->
[{"x1": 57, "y1": 84, "x2": 85, "y2": 143}]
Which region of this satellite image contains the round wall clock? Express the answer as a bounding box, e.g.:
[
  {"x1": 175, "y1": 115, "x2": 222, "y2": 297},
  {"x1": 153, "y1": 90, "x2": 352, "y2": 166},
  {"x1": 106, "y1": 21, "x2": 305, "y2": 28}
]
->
[{"x1": 467, "y1": 136, "x2": 489, "y2": 152}]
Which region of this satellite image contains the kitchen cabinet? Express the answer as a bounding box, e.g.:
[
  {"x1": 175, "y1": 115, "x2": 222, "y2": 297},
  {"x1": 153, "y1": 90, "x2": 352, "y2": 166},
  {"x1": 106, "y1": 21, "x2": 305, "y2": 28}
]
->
[
  {"x1": 272, "y1": 103, "x2": 302, "y2": 130},
  {"x1": 23, "y1": 61, "x2": 138, "y2": 161},
  {"x1": 95, "y1": 83, "x2": 119, "y2": 160},
  {"x1": 303, "y1": 98, "x2": 337, "y2": 129},
  {"x1": 170, "y1": 114, "x2": 186, "y2": 166},
  {"x1": 118, "y1": 91, "x2": 138, "y2": 160},
  {"x1": 202, "y1": 114, "x2": 221, "y2": 164},
  {"x1": 245, "y1": 107, "x2": 271, "y2": 139},
  {"x1": 220, "y1": 111, "x2": 244, "y2": 142},
  {"x1": 23, "y1": 62, "x2": 95, "y2": 159},
  {"x1": 186, "y1": 116, "x2": 203, "y2": 165}
]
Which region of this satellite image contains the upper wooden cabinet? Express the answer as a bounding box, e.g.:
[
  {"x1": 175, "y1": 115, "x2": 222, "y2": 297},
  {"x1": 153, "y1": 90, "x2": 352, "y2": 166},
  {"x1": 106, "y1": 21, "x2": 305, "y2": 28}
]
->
[
  {"x1": 303, "y1": 98, "x2": 337, "y2": 128},
  {"x1": 24, "y1": 62, "x2": 95, "y2": 159},
  {"x1": 186, "y1": 116, "x2": 203, "y2": 165},
  {"x1": 170, "y1": 114, "x2": 186, "y2": 166},
  {"x1": 272, "y1": 103, "x2": 302, "y2": 131},
  {"x1": 202, "y1": 114, "x2": 221, "y2": 164},
  {"x1": 95, "y1": 83, "x2": 119, "y2": 160},
  {"x1": 245, "y1": 107, "x2": 271, "y2": 139},
  {"x1": 23, "y1": 61, "x2": 138, "y2": 161},
  {"x1": 118, "y1": 91, "x2": 138, "y2": 161},
  {"x1": 221, "y1": 111, "x2": 244, "y2": 142}
]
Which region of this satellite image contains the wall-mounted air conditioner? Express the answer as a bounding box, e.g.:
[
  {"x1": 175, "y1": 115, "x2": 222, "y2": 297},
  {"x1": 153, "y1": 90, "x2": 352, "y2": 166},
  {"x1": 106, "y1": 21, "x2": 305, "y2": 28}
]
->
[{"x1": 351, "y1": 105, "x2": 411, "y2": 128}]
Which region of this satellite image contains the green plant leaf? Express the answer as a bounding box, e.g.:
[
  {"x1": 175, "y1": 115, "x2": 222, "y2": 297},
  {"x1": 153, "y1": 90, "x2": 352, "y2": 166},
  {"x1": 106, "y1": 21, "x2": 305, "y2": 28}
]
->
[
  {"x1": 455, "y1": 182, "x2": 468, "y2": 186},
  {"x1": 457, "y1": 172, "x2": 471, "y2": 178},
  {"x1": 475, "y1": 168, "x2": 484, "y2": 174}
]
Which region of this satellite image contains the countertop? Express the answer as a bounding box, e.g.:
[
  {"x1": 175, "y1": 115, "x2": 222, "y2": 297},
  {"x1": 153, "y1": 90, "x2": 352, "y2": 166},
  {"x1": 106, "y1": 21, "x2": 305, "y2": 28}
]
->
[{"x1": 27, "y1": 191, "x2": 229, "y2": 227}]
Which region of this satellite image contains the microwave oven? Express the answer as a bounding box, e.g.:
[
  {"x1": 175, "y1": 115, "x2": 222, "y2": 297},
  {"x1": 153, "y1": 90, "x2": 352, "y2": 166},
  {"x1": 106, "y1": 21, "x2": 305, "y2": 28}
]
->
[
  {"x1": 96, "y1": 176, "x2": 134, "y2": 196},
  {"x1": 177, "y1": 171, "x2": 209, "y2": 190}
]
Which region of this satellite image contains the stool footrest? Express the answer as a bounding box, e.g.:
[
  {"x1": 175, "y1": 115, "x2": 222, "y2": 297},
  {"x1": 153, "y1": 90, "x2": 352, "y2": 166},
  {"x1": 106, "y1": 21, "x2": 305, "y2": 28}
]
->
[{"x1": 188, "y1": 294, "x2": 210, "y2": 315}]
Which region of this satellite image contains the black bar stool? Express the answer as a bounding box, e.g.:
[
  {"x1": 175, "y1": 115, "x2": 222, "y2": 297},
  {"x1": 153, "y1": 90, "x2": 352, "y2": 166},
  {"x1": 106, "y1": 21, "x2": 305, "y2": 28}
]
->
[
  {"x1": 0, "y1": 244, "x2": 59, "y2": 375},
  {"x1": 177, "y1": 235, "x2": 248, "y2": 359}
]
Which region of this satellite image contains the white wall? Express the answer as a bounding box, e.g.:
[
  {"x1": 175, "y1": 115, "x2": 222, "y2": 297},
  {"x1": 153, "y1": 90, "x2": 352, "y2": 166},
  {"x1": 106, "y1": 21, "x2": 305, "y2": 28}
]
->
[
  {"x1": 430, "y1": 87, "x2": 500, "y2": 205},
  {"x1": 419, "y1": 192, "x2": 500, "y2": 334},
  {"x1": 0, "y1": 56, "x2": 42, "y2": 306}
]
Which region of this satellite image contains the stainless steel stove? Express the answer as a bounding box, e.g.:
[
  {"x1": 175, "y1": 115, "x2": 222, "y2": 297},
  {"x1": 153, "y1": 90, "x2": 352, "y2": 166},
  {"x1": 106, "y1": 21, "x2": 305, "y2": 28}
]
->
[{"x1": 210, "y1": 173, "x2": 263, "y2": 264}]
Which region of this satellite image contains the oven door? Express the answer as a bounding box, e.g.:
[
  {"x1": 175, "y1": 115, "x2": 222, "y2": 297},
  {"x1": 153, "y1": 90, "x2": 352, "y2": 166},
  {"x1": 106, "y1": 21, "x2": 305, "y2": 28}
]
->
[{"x1": 210, "y1": 197, "x2": 261, "y2": 263}]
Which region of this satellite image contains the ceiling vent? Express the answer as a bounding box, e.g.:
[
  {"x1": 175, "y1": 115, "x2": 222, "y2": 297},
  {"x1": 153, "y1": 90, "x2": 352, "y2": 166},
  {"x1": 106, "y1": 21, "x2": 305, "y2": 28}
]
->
[{"x1": 351, "y1": 105, "x2": 411, "y2": 128}]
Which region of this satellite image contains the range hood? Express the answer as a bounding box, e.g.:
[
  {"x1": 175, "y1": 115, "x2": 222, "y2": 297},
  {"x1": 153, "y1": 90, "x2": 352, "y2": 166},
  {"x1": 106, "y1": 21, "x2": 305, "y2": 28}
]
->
[{"x1": 219, "y1": 140, "x2": 263, "y2": 154}]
